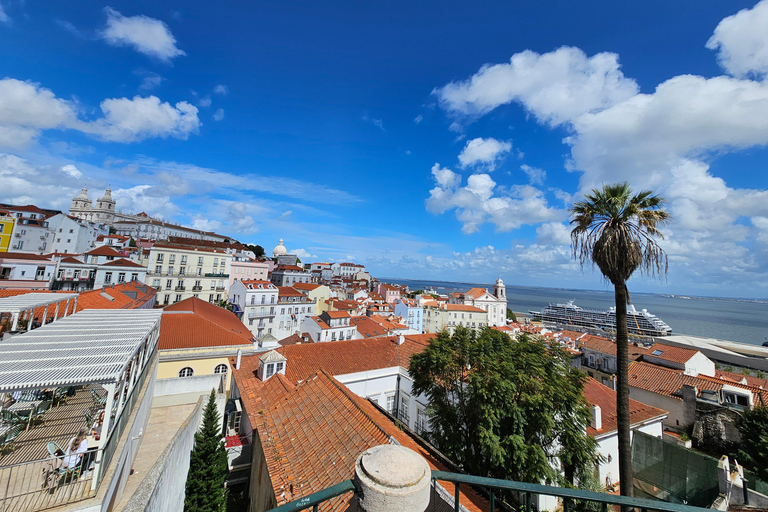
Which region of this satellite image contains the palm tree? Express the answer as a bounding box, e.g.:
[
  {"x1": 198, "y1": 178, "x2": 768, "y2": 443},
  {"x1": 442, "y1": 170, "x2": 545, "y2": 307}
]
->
[{"x1": 569, "y1": 182, "x2": 669, "y2": 498}]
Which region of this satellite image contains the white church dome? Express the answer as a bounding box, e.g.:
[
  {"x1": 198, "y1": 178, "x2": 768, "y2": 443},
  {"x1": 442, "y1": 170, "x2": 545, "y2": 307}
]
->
[
  {"x1": 273, "y1": 238, "x2": 288, "y2": 257},
  {"x1": 74, "y1": 186, "x2": 89, "y2": 201}
]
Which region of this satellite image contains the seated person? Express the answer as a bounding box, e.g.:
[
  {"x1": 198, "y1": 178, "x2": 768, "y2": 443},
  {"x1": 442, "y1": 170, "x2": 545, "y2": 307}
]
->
[
  {"x1": 90, "y1": 411, "x2": 105, "y2": 439},
  {"x1": 63, "y1": 428, "x2": 89, "y2": 471}
]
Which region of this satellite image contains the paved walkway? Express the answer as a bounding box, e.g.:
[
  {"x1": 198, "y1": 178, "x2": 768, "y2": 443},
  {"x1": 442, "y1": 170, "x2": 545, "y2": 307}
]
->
[{"x1": 114, "y1": 403, "x2": 196, "y2": 511}]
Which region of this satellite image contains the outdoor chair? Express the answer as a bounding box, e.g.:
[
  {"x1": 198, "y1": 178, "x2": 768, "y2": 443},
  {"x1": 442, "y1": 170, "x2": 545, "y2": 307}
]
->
[
  {"x1": 0, "y1": 426, "x2": 21, "y2": 456},
  {"x1": 90, "y1": 389, "x2": 106, "y2": 407},
  {"x1": 53, "y1": 387, "x2": 68, "y2": 407},
  {"x1": 28, "y1": 400, "x2": 51, "y2": 429},
  {"x1": 46, "y1": 441, "x2": 65, "y2": 458},
  {"x1": 1, "y1": 409, "x2": 25, "y2": 428},
  {"x1": 84, "y1": 410, "x2": 95, "y2": 428}
]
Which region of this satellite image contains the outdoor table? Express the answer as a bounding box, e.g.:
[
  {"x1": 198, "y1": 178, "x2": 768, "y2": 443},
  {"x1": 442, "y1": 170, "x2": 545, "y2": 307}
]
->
[{"x1": 7, "y1": 400, "x2": 41, "y2": 414}]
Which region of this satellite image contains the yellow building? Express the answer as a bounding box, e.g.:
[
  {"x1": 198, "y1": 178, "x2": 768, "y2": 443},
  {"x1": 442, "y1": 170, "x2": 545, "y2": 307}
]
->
[
  {"x1": 292, "y1": 282, "x2": 330, "y2": 315},
  {"x1": 157, "y1": 297, "x2": 257, "y2": 391},
  {"x1": 0, "y1": 211, "x2": 15, "y2": 252}
]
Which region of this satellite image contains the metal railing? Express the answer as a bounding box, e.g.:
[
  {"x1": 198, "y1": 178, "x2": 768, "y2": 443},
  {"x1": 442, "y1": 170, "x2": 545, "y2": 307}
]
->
[
  {"x1": 0, "y1": 448, "x2": 102, "y2": 512},
  {"x1": 266, "y1": 470, "x2": 716, "y2": 512}
]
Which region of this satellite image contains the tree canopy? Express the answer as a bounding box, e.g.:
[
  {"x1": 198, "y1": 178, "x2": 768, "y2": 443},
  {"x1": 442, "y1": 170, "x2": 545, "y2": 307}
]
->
[
  {"x1": 737, "y1": 405, "x2": 768, "y2": 482},
  {"x1": 409, "y1": 327, "x2": 597, "y2": 487},
  {"x1": 246, "y1": 244, "x2": 266, "y2": 259},
  {"x1": 184, "y1": 390, "x2": 228, "y2": 512}
]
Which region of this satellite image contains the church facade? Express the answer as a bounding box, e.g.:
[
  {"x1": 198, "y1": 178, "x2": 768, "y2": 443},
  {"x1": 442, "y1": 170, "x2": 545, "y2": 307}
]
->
[{"x1": 449, "y1": 277, "x2": 508, "y2": 327}]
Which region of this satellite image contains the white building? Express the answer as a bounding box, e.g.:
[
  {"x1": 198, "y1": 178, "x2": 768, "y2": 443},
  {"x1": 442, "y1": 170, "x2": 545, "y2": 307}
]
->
[
  {"x1": 0, "y1": 252, "x2": 56, "y2": 289},
  {"x1": 448, "y1": 277, "x2": 507, "y2": 327},
  {"x1": 273, "y1": 286, "x2": 315, "y2": 341},
  {"x1": 52, "y1": 255, "x2": 147, "y2": 291},
  {"x1": 300, "y1": 310, "x2": 357, "y2": 342},
  {"x1": 6, "y1": 205, "x2": 55, "y2": 254},
  {"x1": 423, "y1": 304, "x2": 488, "y2": 334},
  {"x1": 229, "y1": 279, "x2": 279, "y2": 340},
  {"x1": 270, "y1": 265, "x2": 312, "y2": 287},
  {"x1": 46, "y1": 213, "x2": 108, "y2": 255},
  {"x1": 147, "y1": 243, "x2": 232, "y2": 306}
]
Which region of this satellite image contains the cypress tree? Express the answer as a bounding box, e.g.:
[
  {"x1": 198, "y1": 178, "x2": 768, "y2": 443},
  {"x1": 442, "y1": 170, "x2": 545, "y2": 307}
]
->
[{"x1": 184, "y1": 389, "x2": 229, "y2": 512}]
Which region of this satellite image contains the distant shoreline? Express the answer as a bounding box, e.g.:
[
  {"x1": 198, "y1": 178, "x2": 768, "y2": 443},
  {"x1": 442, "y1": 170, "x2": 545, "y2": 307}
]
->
[{"x1": 380, "y1": 278, "x2": 768, "y2": 304}]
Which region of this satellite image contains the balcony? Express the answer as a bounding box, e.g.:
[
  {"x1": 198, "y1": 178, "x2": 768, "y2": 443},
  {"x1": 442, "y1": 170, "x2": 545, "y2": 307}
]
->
[
  {"x1": 204, "y1": 273, "x2": 229, "y2": 278},
  {"x1": 192, "y1": 285, "x2": 203, "y2": 291},
  {"x1": 175, "y1": 285, "x2": 186, "y2": 291},
  {"x1": 267, "y1": 464, "x2": 714, "y2": 512}
]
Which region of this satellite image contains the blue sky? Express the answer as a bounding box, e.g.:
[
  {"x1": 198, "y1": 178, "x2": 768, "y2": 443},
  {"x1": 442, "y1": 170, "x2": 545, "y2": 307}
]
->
[{"x1": 2, "y1": 0, "x2": 768, "y2": 298}]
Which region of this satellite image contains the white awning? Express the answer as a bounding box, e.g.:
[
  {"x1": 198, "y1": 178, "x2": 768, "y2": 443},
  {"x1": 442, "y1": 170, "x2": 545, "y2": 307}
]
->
[
  {"x1": 0, "y1": 309, "x2": 162, "y2": 392},
  {"x1": 0, "y1": 293, "x2": 78, "y2": 313}
]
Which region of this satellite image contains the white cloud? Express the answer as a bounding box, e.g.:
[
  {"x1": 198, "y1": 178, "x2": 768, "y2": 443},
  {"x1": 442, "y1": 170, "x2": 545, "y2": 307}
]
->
[
  {"x1": 536, "y1": 222, "x2": 571, "y2": 245},
  {"x1": 0, "y1": 4, "x2": 9, "y2": 23},
  {"x1": 372, "y1": 118, "x2": 384, "y2": 130},
  {"x1": 426, "y1": 163, "x2": 563, "y2": 234},
  {"x1": 191, "y1": 215, "x2": 222, "y2": 232},
  {"x1": 137, "y1": 72, "x2": 163, "y2": 91},
  {"x1": 706, "y1": 0, "x2": 768, "y2": 78},
  {"x1": 226, "y1": 202, "x2": 258, "y2": 235},
  {"x1": 213, "y1": 108, "x2": 225, "y2": 121},
  {"x1": 520, "y1": 164, "x2": 546, "y2": 185},
  {"x1": 414, "y1": 114, "x2": 423, "y2": 124},
  {"x1": 458, "y1": 137, "x2": 511, "y2": 171},
  {"x1": 81, "y1": 95, "x2": 201, "y2": 143},
  {"x1": 294, "y1": 248, "x2": 317, "y2": 260},
  {"x1": 101, "y1": 7, "x2": 185, "y2": 62},
  {"x1": 0, "y1": 78, "x2": 200, "y2": 146},
  {"x1": 198, "y1": 95, "x2": 211, "y2": 108},
  {"x1": 0, "y1": 79, "x2": 77, "y2": 148},
  {"x1": 61, "y1": 164, "x2": 83, "y2": 178},
  {"x1": 213, "y1": 84, "x2": 228, "y2": 95},
  {"x1": 435, "y1": 46, "x2": 638, "y2": 126}
]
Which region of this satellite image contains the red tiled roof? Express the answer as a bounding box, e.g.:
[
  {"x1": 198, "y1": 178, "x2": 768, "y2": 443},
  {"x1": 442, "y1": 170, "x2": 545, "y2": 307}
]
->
[
  {"x1": 160, "y1": 297, "x2": 253, "y2": 349},
  {"x1": 330, "y1": 300, "x2": 358, "y2": 310},
  {"x1": 102, "y1": 258, "x2": 144, "y2": 268},
  {"x1": 350, "y1": 316, "x2": 392, "y2": 338},
  {"x1": 368, "y1": 315, "x2": 406, "y2": 331},
  {"x1": 278, "y1": 286, "x2": 305, "y2": 298},
  {"x1": 59, "y1": 256, "x2": 83, "y2": 264},
  {"x1": 293, "y1": 282, "x2": 321, "y2": 291},
  {"x1": 276, "y1": 265, "x2": 304, "y2": 272},
  {"x1": 714, "y1": 369, "x2": 768, "y2": 389},
  {"x1": 584, "y1": 378, "x2": 667, "y2": 437},
  {"x1": 579, "y1": 336, "x2": 649, "y2": 361},
  {"x1": 84, "y1": 246, "x2": 123, "y2": 257},
  {"x1": 233, "y1": 368, "x2": 486, "y2": 511},
  {"x1": 644, "y1": 343, "x2": 699, "y2": 364},
  {"x1": 464, "y1": 287, "x2": 488, "y2": 299},
  {"x1": 75, "y1": 282, "x2": 157, "y2": 311},
  {"x1": 0, "y1": 253, "x2": 55, "y2": 261},
  {"x1": 241, "y1": 279, "x2": 274, "y2": 287},
  {"x1": 324, "y1": 310, "x2": 350, "y2": 319},
  {"x1": 270, "y1": 333, "x2": 436, "y2": 382}
]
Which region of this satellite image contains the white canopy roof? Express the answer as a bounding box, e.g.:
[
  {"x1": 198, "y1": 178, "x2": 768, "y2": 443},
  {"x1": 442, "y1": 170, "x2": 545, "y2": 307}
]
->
[
  {"x1": 0, "y1": 309, "x2": 162, "y2": 392},
  {"x1": 0, "y1": 293, "x2": 78, "y2": 314}
]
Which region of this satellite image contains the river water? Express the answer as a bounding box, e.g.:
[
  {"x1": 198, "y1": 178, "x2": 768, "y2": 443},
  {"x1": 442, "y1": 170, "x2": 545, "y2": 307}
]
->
[{"x1": 384, "y1": 279, "x2": 768, "y2": 346}]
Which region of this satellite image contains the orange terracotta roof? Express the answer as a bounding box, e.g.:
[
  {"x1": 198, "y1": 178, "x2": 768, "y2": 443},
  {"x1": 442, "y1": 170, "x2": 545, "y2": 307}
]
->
[
  {"x1": 278, "y1": 286, "x2": 305, "y2": 298},
  {"x1": 583, "y1": 378, "x2": 667, "y2": 437},
  {"x1": 0, "y1": 253, "x2": 55, "y2": 261},
  {"x1": 234, "y1": 369, "x2": 486, "y2": 511},
  {"x1": 75, "y1": 282, "x2": 157, "y2": 312},
  {"x1": 293, "y1": 282, "x2": 321, "y2": 291},
  {"x1": 59, "y1": 256, "x2": 84, "y2": 264},
  {"x1": 579, "y1": 336, "x2": 649, "y2": 361},
  {"x1": 152, "y1": 242, "x2": 226, "y2": 254},
  {"x1": 102, "y1": 258, "x2": 144, "y2": 268},
  {"x1": 84, "y1": 246, "x2": 123, "y2": 257},
  {"x1": 160, "y1": 297, "x2": 253, "y2": 349},
  {"x1": 330, "y1": 299, "x2": 358, "y2": 310},
  {"x1": 266, "y1": 334, "x2": 436, "y2": 382},
  {"x1": 276, "y1": 265, "x2": 304, "y2": 271},
  {"x1": 368, "y1": 314, "x2": 405, "y2": 331},
  {"x1": 464, "y1": 287, "x2": 488, "y2": 299},
  {"x1": 714, "y1": 369, "x2": 768, "y2": 389},
  {"x1": 350, "y1": 316, "x2": 392, "y2": 338},
  {"x1": 325, "y1": 310, "x2": 351, "y2": 319},
  {"x1": 644, "y1": 343, "x2": 699, "y2": 364},
  {"x1": 241, "y1": 279, "x2": 274, "y2": 287}
]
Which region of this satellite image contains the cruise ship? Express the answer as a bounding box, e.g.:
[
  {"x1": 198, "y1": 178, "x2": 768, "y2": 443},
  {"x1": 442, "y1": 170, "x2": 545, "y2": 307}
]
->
[{"x1": 529, "y1": 300, "x2": 672, "y2": 336}]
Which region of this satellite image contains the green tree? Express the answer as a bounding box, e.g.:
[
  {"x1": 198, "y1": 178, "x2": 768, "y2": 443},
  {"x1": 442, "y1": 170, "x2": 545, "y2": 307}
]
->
[
  {"x1": 246, "y1": 244, "x2": 265, "y2": 259},
  {"x1": 184, "y1": 390, "x2": 228, "y2": 512},
  {"x1": 410, "y1": 327, "x2": 597, "y2": 488},
  {"x1": 737, "y1": 405, "x2": 768, "y2": 482},
  {"x1": 570, "y1": 182, "x2": 669, "y2": 498},
  {"x1": 129, "y1": 237, "x2": 137, "y2": 248},
  {"x1": 506, "y1": 308, "x2": 517, "y2": 322},
  {"x1": 216, "y1": 300, "x2": 234, "y2": 312}
]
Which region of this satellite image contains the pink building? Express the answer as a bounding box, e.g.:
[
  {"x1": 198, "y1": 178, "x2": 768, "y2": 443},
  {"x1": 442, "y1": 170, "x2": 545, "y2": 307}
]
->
[
  {"x1": 229, "y1": 259, "x2": 270, "y2": 288},
  {"x1": 376, "y1": 283, "x2": 401, "y2": 304}
]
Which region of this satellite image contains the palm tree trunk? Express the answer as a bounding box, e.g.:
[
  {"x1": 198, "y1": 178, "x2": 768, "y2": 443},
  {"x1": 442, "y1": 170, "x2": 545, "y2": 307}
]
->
[{"x1": 614, "y1": 281, "x2": 634, "y2": 498}]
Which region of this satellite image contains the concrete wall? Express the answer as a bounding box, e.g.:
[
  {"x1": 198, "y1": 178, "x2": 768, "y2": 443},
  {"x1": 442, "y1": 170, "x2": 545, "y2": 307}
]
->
[
  {"x1": 157, "y1": 356, "x2": 232, "y2": 391},
  {"x1": 595, "y1": 420, "x2": 664, "y2": 487},
  {"x1": 120, "y1": 397, "x2": 206, "y2": 512},
  {"x1": 628, "y1": 386, "x2": 685, "y2": 428},
  {"x1": 249, "y1": 433, "x2": 278, "y2": 512},
  {"x1": 152, "y1": 374, "x2": 225, "y2": 409}
]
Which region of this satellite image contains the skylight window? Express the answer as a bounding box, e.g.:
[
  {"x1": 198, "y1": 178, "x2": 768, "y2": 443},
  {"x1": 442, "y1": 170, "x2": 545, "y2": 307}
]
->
[{"x1": 651, "y1": 349, "x2": 664, "y2": 356}]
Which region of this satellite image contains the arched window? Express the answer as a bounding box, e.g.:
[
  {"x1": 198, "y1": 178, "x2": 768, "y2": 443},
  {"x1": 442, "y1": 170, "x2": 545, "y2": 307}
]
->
[
  {"x1": 178, "y1": 367, "x2": 194, "y2": 378},
  {"x1": 214, "y1": 364, "x2": 228, "y2": 375}
]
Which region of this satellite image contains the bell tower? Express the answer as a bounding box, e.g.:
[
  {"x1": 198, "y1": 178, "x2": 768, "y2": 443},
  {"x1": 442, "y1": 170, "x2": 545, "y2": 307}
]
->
[{"x1": 494, "y1": 276, "x2": 506, "y2": 300}]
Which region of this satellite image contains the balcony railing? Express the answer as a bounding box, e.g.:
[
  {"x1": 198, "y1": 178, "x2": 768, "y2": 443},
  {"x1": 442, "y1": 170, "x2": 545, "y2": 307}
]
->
[
  {"x1": 192, "y1": 285, "x2": 202, "y2": 291},
  {"x1": 175, "y1": 286, "x2": 186, "y2": 291},
  {"x1": 267, "y1": 470, "x2": 715, "y2": 512},
  {"x1": 204, "y1": 273, "x2": 229, "y2": 278},
  {"x1": 215, "y1": 286, "x2": 226, "y2": 291}
]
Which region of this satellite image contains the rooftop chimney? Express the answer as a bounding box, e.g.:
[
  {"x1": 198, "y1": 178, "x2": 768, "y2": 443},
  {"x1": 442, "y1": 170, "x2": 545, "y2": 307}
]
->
[
  {"x1": 591, "y1": 405, "x2": 602, "y2": 431},
  {"x1": 235, "y1": 349, "x2": 242, "y2": 370},
  {"x1": 397, "y1": 334, "x2": 404, "y2": 345}
]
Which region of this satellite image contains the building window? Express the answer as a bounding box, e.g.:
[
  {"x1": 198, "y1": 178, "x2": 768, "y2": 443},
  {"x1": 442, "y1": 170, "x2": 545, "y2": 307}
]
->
[
  {"x1": 416, "y1": 408, "x2": 428, "y2": 434},
  {"x1": 104, "y1": 272, "x2": 112, "y2": 284},
  {"x1": 169, "y1": 254, "x2": 175, "y2": 264},
  {"x1": 178, "y1": 367, "x2": 194, "y2": 378},
  {"x1": 166, "y1": 279, "x2": 173, "y2": 290},
  {"x1": 164, "y1": 294, "x2": 170, "y2": 305},
  {"x1": 197, "y1": 267, "x2": 202, "y2": 276},
  {"x1": 198, "y1": 256, "x2": 204, "y2": 266},
  {"x1": 175, "y1": 294, "x2": 182, "y2": 303},
  {"x1": 214, "y1": 364, "x2": 228, "y2": 375},
  {"x1": 155, "y1": 265, "x2": 162, "y2": 274},
  {"x1": 385, "y1": 394, "x2": 395, "y2": 414},
  {"x1": 400, "y1": 396, "x2": 409, "y2": 423},
  {"x1": 118, "y1": 272, "x2": 126, "y2": 283},
  {"x1": 168, "y1": 266, "x2": 174, "y2": 275},
  {"x1": 265, "y1": 363, "x2": 275, "y2": 379},
  {"x1": 153, "y1": 279, "x2": 160, "y2": 288},
  {"x1": 180, "y1": 267, "x2": 186, "y2": 276},
  {"x1": 181, "y1": 255, "x2": 187, "y2": 264},
  {"x1": 213, "y1": 258, "x2": 218, "y2": 266},
  {"x1": 156, "y1": 253, "x2": 164, "y2": 263}
]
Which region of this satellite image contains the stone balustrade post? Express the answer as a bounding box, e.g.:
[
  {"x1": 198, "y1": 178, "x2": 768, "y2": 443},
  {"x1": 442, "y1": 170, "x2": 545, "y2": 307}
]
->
[{"x1": 354, "y1": 444, "x2": 431, "y2": 512}]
